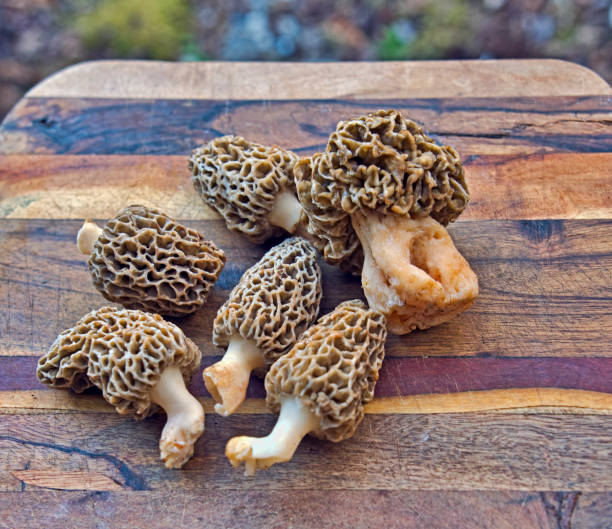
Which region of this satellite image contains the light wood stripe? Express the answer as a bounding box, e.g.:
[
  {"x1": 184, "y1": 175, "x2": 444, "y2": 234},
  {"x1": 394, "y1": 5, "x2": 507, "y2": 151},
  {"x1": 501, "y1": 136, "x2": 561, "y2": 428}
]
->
[
  {"x1": 10, "y1": 470, "x2": 123, "y2": 491},
  {"x1": 2, "y1": 389, "x2": 611, "y2": 415},
  {"x1": 26, "y1": 60, "x2": 612, "y2": 100},
  {"x1": 1, "y1": 153, "x2": 610, "y2": 220}
]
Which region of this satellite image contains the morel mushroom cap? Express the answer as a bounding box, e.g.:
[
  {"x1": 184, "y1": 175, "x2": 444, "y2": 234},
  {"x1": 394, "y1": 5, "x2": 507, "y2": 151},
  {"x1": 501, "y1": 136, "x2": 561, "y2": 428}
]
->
[
  {"x1": 295, "y1": 110, "x2": 478, "y2": 334},
  {"x1": 204, "y1": 237, "x2": 322, "y2": 416},
  {"x1": 295, "y1": 109, "x2": 469, "y2": 273},
  {"x1": 226, "y1": 300, "x2": 386, "y2": 475},
  {"x1": 77, "y1": 205, "x2": 225, "y2": 317},
  {"x1": 37, "y1": 307, "x2": 205, "y2": 468},
  {"x1": 189, "y1": 135, "x2": 305, "y2": 242}
]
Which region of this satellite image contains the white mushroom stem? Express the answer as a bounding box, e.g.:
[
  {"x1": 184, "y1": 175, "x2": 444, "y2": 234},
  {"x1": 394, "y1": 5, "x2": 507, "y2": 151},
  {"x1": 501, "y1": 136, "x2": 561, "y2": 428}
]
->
[
  {"x1": 203, "y1": 336, "x2": 264, "y2": 417},
  {"x1": 351, "y1": 210, "x2": 479, "y2": 335},
  {"x1": 149, "y1": 366, "x2": 205, "y2": 469},
  {"x1": 267, "y1": 189, "x2": 303, "y2": 234},
  {"x1": 225, "y1": 396, "x2": 319, "y2": 476},
  {"x1": 76, "y1": 220, "x2": 103, "y2": 255}
]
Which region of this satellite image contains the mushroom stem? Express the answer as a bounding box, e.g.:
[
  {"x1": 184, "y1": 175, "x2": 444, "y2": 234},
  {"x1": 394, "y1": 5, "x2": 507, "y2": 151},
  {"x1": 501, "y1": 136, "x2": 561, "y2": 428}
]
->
[
  {"x1": 149, "y1": 366, "x2": 205, "y2": 469},
  {"x1": 351, "y1": 210, "x2": 478, "y2": 335},
  {"x1": 203, "y1": 336, "x2": 264, "y2": 417},
  {"x1": 76, "y1": 220, "x2": 103, "y2": 255},
  {"x1": 268, "y1": 189, "x2": 303, "y2": 234},
  {"x1": 225, "y1": 396, "x2": 319, "y2": 476}
]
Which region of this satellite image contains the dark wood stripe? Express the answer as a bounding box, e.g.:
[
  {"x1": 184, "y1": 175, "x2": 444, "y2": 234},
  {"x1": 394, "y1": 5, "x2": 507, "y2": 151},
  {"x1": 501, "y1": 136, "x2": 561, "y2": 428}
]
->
[
  {"x1": 5, "y1": 355, "x2": 612, "y2": 397},
  {"x1": 1, "y1": 96, "x2": 610, "y2": 156},
  {"x1": 0, "y1": 490, "x2": 598, "y2": 528},
  {"x1": 2, "y1": 412, "x2": 611, "y2": 491},
  {"x1": 1, "y1": 218, "x2": 611, "y2": 358}
]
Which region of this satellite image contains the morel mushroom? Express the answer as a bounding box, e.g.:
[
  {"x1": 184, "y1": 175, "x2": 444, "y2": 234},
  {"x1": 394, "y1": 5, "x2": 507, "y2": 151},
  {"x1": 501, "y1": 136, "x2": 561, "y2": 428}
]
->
[
  {"x1": 226, "y1": 300, "x2": 386, "y2": 475},
  {"x1": 295, "y1": 110, "x2": 478, "y2": 334},
  {"x1": 37, "y1": 306, "x2": 204, "y2": 468},
  {"x1": 77, "y1": 205, "x2": 225, "y2": 316},
  {"x1": 204, "y1": 237, "x2": 322, "y2": 416},
  {"x1": 189, "y1": 135, "x2": 305, "y2": 242}
]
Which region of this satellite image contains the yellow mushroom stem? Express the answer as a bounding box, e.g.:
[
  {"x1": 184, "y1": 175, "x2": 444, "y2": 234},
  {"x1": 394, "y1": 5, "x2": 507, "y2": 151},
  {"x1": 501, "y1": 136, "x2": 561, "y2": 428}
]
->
[
  {"x1": 149, "y1": 366, "x2": 205, "y2": 469},
  {"x1": 225, "y1": 396, "x2": 319, "y2": 476},
  {"x1": 351, "y1": 210, "x2": 479, "y2": 335},
  {"x1": 203, "y1": 336, "x2": 264, "y2": 417},
  {"x1": 76, "y1": 220, "x2": 103, "y2": 255},
  {"x1": 267, "y1": 189, "x2": 303, "y2": 234}
]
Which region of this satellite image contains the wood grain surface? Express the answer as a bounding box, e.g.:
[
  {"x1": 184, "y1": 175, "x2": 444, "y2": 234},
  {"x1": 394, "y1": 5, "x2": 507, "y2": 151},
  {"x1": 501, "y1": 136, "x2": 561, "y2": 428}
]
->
[
  {"x1": 25, "y1": 59, "x2": 612, "y2": 100},
  {"x1": 4, "y1": 491, "x2": 609, "y2": 529},
  {"x1": 2, "y1": 96, "x2": 610, "y2": 156},
  {"x1": 0, "y1": 59, "x2": 611, "y2": 528}
]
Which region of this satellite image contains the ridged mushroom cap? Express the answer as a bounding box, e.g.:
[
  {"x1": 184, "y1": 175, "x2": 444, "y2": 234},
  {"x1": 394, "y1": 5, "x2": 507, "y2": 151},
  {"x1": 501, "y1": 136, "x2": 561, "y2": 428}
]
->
[
  {"x1": 265, "y1": 300, "x2": 387, "y2": 442},
  {"x1": 213, "y1": 237, "x2": 322, "y2": 375},
  {"x1": 295, "y1": 109, "x2": 469, "y2": 273},
  {"x1": 88, "y1": 205, "x2": 225, "y2": 316},
  {"x1": 189, "y1": 135, "x2": 300, "y2": 243},
  {"x1": 37, "y1": 307, "x2": 202, "y2": 417}
]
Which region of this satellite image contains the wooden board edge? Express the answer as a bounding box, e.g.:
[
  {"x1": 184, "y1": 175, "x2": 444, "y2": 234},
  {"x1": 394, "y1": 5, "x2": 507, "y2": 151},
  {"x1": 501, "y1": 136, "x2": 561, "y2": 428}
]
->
[{"x1": 22, "y1": 59, "x2": 612, "y2": 101}]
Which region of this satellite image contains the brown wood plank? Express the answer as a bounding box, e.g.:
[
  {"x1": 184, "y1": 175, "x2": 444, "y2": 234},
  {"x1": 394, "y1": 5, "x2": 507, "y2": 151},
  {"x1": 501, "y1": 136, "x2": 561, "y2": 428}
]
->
[
  {"x1": 1, "y1": 96, "x2": 610, "y2": 156},
  {"x1": 1, "y1": 412, "x2": 611, "y2": 492},
  {"x1": 1, "y1": 153, "x2": 611, "y2": 221},
  {"x1": 0, "y1": 490, "x2": 585, "y2": 529},
  {"x1": 572, "y1": 493, "x2": 612, "y2": 529},
  {"x1": 1, "y1": 218, "x2": 610, "y2": 358},
  {"x1": 25, "y1": 59, "x2": 612, "y2": 101},
  {"x1": 5, "y1": 356, "x2": 612, "y2": 399}
]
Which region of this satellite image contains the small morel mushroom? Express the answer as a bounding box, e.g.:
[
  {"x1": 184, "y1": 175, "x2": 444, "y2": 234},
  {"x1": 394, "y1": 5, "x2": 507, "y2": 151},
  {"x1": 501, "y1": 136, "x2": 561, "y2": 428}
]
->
[
  {"x1": 226, "y1": 300, "x2": 386, "y2": 475},
  {"x1": 295, "y1": 110, "x2": 478, "y2": 334},
  {"x1": 204, "y1": 237, "x2": 322, "y2": 416},
  {"x1": 189, "y1": 135, "x2": 305, "y2": 242},
  {"x1": 77, "y1": 205, "x2": 226, "y2": 316},
  {"x1": 37, "y1": 307, "x2": 204, "y2": 468}
]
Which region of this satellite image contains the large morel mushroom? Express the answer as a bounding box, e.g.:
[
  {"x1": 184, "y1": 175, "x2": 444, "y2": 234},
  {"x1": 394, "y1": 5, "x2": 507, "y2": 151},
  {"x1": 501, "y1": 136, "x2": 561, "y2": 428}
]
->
[
  {"x1": 189, "y1": 135, "x2": 304, "y2": 242},
  {"x1": 295, "y1": 110, "x2": 478, "y2": 334},
  {"x1": 37, "y1": 307, "x2": 205, "y2": 468},
  {"x1": 77, "y1": 205, "x2": 225, "y2": 316},
  {"x1": 204, "y1": 237, "x2": 322, "y2": 416},
  {"x1": 225, "y1": 300, "x2": 386, "y2": 475}
]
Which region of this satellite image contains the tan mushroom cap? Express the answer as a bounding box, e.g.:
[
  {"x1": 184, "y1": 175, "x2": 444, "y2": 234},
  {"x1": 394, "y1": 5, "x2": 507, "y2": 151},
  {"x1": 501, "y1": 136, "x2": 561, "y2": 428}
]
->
[
  {"x1": 189, "y1": 135, "x2": 301, "y2": 243},
  {"x1": 295, "y1": 109, "x2": 469, "y2": 273},
  {"x1": 265, "y1": 299, "x2": 387, "y2": 442},
  {"x1": 88, "y1": 205, "x2": 225, "y2": 316},
  {"x1": 213, "y1": 236, "x2": 322, "y2": 375},
  {"x1": 37, "y1": 306, "x2": 201, "y2": 417}
]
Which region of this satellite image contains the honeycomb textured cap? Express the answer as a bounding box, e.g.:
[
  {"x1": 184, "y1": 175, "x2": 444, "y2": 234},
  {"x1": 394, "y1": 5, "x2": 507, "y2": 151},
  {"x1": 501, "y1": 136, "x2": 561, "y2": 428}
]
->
[
  {"x1": 37, "y1": 307, "x2": 202, "y2": 418},
  {"x1": 213, "y1": 237, "x2": 322, "y2": 374},
  {"x1": 265, "y1": 300, "x2": 387, "y2": 442},
  {"x1": 189, "y1": 135, "x2": 300, "y2": 243},
  {"x1": 88, "y1": 205, "x2": 225, "y2": 316},
  {"x1": 295, "y1": 154, "x2": 364, "y2": 275},
  {"x1": 295, "y1": 109, "x2": 468, "y2": 272}
]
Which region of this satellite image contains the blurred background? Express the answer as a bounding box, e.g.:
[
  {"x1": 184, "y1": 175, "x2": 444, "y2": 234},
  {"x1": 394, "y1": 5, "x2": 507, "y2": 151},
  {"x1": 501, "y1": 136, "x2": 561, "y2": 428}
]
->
[{"x1": 1, "y1": 0, "x2": 610, "y2": 119}]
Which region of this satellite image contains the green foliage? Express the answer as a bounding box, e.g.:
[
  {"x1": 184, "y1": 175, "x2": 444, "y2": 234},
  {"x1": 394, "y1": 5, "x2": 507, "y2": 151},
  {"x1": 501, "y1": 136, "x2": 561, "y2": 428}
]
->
[
  {"x1": 377, "y1": 0, "x2": 473, "y2": 60},
  {"x1": 377, "y1": 26, "x2": 408, "y2": 60},
  {"x1": 73, "y1": 0, "x2": 192, "y2": 60}
]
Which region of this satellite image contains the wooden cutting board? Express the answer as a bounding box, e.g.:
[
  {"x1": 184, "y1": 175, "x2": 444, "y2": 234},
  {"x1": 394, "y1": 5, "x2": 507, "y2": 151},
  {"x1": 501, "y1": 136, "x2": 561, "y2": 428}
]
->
[{"x1": 1, "y1": 60, "x2": 611, "y2": 528}]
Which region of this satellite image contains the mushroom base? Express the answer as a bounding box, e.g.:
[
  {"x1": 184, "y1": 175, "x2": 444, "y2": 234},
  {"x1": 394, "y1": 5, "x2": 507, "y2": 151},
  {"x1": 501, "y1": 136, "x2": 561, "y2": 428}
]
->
[
  {"x1": 149, "y1": 366, "x2": 205, "y2": 469},
  {"x1": 268, "y1": 189, "x2": 304, "y2": 235},
  {"x1": 351, "y1": 211, "x2": 478, "y2": 335},
  {"x1": 76, "y1": 220, "x2": 103, "y2": 255},
  {"x1": 203, "y1": 336, "x2": 264, "y2": 417},
  {"x1": 225, "y1": 396, "x2": 319, "y2": 476}
]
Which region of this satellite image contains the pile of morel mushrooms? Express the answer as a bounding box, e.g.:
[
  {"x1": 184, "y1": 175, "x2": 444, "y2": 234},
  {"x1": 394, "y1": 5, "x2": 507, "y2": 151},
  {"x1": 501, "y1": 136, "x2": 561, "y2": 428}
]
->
[{"x1": 37, "y1": 109, "x2": 478, "y2": 475}]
